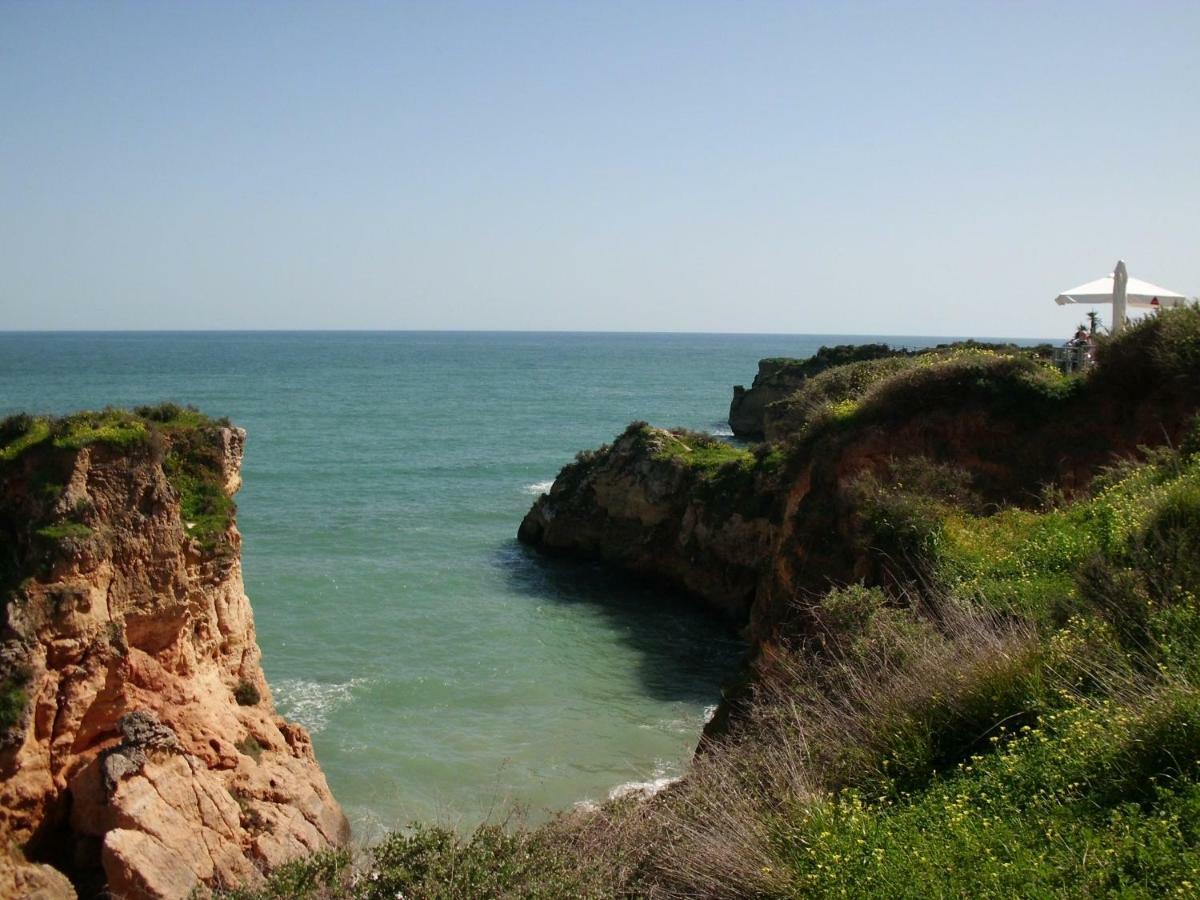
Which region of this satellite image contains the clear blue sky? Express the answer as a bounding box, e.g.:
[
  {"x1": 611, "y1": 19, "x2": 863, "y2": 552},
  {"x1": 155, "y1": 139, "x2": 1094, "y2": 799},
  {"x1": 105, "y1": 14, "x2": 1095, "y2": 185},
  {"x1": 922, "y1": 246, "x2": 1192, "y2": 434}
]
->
[{"x1": 1, "y1": 1, "x2": 1196, "y2": 336}]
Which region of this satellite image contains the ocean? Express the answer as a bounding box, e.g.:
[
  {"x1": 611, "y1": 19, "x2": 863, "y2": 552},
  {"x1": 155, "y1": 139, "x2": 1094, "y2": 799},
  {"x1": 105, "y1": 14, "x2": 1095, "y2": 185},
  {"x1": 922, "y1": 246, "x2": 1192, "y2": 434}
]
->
[{"x1": 0, "y1": 331, "x2": 1036, "y2": 834}]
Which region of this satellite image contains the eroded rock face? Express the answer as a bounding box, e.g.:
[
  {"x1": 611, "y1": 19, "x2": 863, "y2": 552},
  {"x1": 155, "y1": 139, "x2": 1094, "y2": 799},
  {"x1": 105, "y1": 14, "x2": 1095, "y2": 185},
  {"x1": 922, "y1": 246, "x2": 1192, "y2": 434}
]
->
[
  {"x1": 0, "y1": 426, "x2": 349, "y2": 899},
  {"x1": 527, "y1": 373, "x2": 1200, "y2": 645},
  {"x1": 519, "y1": 426, "x2": 779, "y2": 621},
  {"x1": 728, "y1": 346, "x2": 902, "y2": 438},
  {"x1": 728, "y1": 360, "x2": 810, "y2": 439}
]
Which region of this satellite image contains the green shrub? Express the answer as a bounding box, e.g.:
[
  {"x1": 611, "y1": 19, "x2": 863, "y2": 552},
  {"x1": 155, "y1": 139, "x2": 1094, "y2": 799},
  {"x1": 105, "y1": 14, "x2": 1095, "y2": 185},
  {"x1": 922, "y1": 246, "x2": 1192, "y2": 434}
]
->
[
  {"x1": 856, "y1": 354, "x2": 1077, "y2": 425},
  {"x1": 233, "y1": 679, "x2": 261, "y2": 707},
  {"x1": 360, "y1": 824, "x2": 597, "y2": 900},
  {"x1": 762, "y1": 344, "x2": 905, "y2": 380},
  {"x1": 173, "y1": 471, "x2": 234, "y2": 547},
  {"x1": 765, "y1": 355, "x2": 924, "y2": 439},
  {"x1": 844, "y1": 469, "x2": 950, "y2": 582},
  {"x1": 219, "y1": 849, "x2": 351, "y2": 900},
  {"x1": 1136, "y1": 478, "x2": 1200, "y2": 601},
  {"x1": 1094, "y1": 304, "x2": 1200, "y2": 394},
  {"x1": 769, "y1": 690, "x2": 1200, "y2": 898},
  {"x1": 50, "y1": 409, "x2": 148, "y2": 451},
  {"x1": 0, "y1": 415, "x2": 51, "y2": 462},
  {"x1": 0, "y1": 677, "x2": 29, "y2": 730},
  {"x1": 160, "y1": 423, "x2": 236, "y2": 549}
]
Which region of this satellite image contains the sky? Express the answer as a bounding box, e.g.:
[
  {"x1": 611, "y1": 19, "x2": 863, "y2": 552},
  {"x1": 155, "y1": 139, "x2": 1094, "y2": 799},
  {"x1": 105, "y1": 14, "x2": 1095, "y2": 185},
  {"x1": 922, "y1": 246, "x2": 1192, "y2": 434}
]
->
[{"x1": 1, "y1": 1, "x2": 1197, "y2": 337}]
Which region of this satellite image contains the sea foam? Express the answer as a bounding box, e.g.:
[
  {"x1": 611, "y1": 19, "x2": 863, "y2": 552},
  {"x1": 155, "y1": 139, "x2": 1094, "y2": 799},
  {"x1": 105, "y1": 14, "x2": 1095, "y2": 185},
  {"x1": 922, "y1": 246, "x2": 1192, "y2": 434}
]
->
[
  {"x1": 524, "y1": 480, "x2": 555, "y2": 496},
  {"x1": 606, "y1": 762, "x2": 681, "y2": 801},
  {"x1": 272, "y1": 677, "x2": 369, "y2": 734}
]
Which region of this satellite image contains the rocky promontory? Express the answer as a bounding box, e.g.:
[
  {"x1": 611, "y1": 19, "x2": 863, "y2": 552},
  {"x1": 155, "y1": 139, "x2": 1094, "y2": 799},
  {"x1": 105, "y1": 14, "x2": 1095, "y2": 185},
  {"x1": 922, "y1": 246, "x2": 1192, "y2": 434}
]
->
[
  {"x1": 0, "y1": 408, "x2": 349, "y2": 899},
  {"x1": 519, "y1": 423, "x2": 781, "y2": 620},
  {"x1": 527, "y1": 316, "x2": 1200, "y2": 644}
]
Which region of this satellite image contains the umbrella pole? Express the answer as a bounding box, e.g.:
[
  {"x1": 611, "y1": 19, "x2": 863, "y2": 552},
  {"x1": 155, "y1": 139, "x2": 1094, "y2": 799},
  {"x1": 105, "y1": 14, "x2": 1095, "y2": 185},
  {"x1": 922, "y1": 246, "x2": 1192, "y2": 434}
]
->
[{"x1": 1112, "y1": 260, "x2": 1128, "y2": 335}]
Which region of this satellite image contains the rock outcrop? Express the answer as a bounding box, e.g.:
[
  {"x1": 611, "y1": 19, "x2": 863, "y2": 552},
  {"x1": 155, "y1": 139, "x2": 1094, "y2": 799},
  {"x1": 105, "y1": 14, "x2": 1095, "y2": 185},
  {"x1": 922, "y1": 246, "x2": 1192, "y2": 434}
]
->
[
  {"x1": 0, "y1": 412, "x2": 349, "y2": 899},
  {"x1": 519, "y1": 425, "x2": 778, "y2": 620},
  {"x1": 529, "y1": 324, "x2": 1200, "y2": 645},
  {"x1": 728, "y1": 345, "x2": 899, "y2": 437}
]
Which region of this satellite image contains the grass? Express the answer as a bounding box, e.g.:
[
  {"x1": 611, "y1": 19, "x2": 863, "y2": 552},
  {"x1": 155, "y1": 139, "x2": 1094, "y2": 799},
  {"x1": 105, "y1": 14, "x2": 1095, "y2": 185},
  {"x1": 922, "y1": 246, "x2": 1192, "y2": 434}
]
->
[
  {"x1": 0, "y1": 416, "x2": 51, "y2": 461},
  {"x1": 211, "y1": 310, "x2": 1200, "y2": 897},
  {"x1": 0, "y1": 675, "x2": 29, "y2": 731},
  {"x1": 50, "y1": 409, "x2": 149, "y2": 451},
  {"x1": 649, "y1": 428, "x2": 754, "y2": 476},
  {"x1": 770, "y1": 692, "x2": 1200, "y2": 898},
  {"x1": 34, "y1": 522, "x2": 93, "y2": 541}
]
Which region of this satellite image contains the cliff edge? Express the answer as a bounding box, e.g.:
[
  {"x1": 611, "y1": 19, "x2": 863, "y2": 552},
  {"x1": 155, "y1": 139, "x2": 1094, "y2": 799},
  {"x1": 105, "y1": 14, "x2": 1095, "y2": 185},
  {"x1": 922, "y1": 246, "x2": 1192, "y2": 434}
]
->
[
  {"x1": 727, "y1": 344, "x2": 899, "y2": 438},
  {"x1": 529, "y1": 312, "x2": 1200, "y2": 645},
  {"x1": 0, "y1": 407, "x2": 349, "y2": 900}
]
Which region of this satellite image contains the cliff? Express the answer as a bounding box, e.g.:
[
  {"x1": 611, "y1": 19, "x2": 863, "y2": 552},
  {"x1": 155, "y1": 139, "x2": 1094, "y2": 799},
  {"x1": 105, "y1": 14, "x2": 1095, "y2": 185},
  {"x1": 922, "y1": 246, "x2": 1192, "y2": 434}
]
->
[
  {"x1": 0, "y1": 408, "x2": 349, "y2": 900},
  {"x1": 528, "y1": 313, "x2": 1200, "y2": 645},
  {"x1": 183, "y1": 308, "x2": 1200, "y2": 899},
  {"x1": 727, "y1": 345, "x2": 899, "y2": 438},
  {"x1": 519, "y1": 424, "x2": 781, "y2": 620}
]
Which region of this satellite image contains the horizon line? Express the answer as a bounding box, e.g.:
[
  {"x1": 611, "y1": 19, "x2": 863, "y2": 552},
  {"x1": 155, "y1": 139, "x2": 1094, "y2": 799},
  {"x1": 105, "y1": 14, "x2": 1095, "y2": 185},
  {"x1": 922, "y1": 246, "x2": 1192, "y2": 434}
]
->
[{"x1": 0, "y1": 328, "x2": 1058, "y2": 342}]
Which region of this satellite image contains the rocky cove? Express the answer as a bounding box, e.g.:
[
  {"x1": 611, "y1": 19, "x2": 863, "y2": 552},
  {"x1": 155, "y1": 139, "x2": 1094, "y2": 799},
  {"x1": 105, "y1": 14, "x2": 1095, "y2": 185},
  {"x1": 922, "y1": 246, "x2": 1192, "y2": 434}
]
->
[{"x1": 5, "y1": 310, "x2": 1200, "y2": 898}]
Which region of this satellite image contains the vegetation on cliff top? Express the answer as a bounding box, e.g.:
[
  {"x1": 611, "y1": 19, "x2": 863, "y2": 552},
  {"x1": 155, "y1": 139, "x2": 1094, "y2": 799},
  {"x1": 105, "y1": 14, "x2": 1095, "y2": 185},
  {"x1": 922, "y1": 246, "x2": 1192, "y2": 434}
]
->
[
  {"x1": 0, "y1": 404, "x2": 229, "y2": 462},
  {"x1": 0, "y1": 403, "x2": 237, "y2": 596},
  {"x1": 322, "y1": 434, "x2": 1200, "y2": 898},
  {"x1": 214, "y1": 308, "x2": 1200, "y2": 896},
  {"x1": 757, "y1": 343, "x2": 902, "y2": 378}
]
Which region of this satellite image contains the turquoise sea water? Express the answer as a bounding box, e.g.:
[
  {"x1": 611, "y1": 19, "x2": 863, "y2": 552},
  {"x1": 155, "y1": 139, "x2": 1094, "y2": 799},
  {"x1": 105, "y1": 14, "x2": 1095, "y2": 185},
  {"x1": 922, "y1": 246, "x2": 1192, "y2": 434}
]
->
[{"x1": 0, "y1": 331, "x2": 1040, "y2": 834}]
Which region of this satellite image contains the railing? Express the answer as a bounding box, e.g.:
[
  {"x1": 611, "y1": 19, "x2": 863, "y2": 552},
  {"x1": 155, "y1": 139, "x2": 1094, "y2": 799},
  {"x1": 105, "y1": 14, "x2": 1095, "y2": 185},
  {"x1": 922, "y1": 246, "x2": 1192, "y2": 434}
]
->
[{"x1": 1053, "y1": 344, "x2": 1093, "y2": 374}]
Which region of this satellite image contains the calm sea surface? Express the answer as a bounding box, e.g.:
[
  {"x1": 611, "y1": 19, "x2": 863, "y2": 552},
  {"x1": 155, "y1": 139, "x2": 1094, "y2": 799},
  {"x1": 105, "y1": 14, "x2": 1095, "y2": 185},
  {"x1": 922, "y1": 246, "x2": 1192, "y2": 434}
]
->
[{"x1": 0, "y1": 331, "x2": 1043, "y2": 834}]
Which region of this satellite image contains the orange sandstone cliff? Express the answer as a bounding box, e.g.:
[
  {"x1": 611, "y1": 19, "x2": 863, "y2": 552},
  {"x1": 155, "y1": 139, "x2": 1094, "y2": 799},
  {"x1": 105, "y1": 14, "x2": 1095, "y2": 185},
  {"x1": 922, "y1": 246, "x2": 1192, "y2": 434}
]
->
[{"x1": 0, "y1": 412, "x2": 349, "y2": 899}]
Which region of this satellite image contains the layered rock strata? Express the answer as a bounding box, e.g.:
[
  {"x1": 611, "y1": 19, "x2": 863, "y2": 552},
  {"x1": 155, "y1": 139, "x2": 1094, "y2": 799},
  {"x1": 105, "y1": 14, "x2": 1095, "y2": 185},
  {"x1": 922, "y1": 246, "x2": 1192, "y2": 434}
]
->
[{"x1": 0, "y1": 419, "x2": 349, "y2": 899}]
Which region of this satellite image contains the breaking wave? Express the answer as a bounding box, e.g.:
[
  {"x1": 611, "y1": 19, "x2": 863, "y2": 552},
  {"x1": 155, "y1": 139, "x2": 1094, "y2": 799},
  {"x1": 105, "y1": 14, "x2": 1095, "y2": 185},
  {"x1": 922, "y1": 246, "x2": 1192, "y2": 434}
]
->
[{"x1": 271, "y1": 677, "x2": 369, "y2": 734}]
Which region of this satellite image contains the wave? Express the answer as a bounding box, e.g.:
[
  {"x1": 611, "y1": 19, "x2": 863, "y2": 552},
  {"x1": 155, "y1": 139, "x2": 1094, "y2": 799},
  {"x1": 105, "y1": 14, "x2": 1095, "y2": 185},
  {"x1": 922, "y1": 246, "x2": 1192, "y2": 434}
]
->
[
  {"x1": 606, "y1": 760, "x2": 681, "y2": 802},
  {"x1": 271, "y1": 677, "x2": 369, "y2": 734},
  {"x1": 607, "y1": 774, "x2": 680, "y2": 801},
  {"x1": 709, "y1": 423, "x2": 734, "y2": 437},
  {"x1": 524, "y1": 480, "x2": 555, "y2": 496}
]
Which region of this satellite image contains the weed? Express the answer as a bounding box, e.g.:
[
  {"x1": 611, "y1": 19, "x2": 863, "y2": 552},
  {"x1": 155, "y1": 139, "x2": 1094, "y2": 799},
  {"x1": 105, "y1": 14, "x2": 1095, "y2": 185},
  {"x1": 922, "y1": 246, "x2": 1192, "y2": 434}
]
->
[
  {"x1": 234, "y1": 679, "x2": 261, "y2": 707},
  {"x1": 0, "y1": 676, "x2": 29, "y2": 731},
  {"x1": 235, "y1": 736, "x2": 264, "y2": 763},
  {"x1": 34, "y1": 522, "x2": 92, "y2": 541}
]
